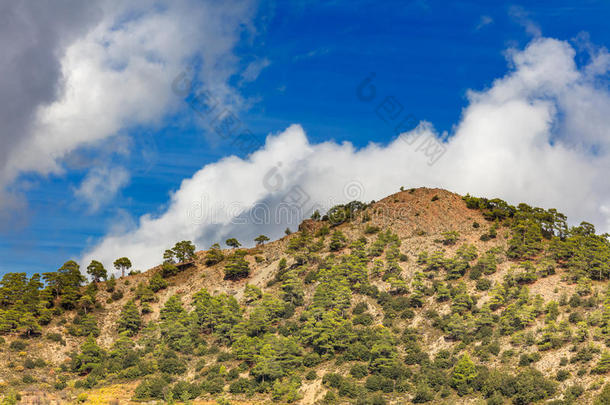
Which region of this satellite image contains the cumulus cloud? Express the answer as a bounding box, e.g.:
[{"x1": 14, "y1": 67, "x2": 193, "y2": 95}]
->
[
  {"x1": 0, "y1": 0, "x2": 257, "y2": 211},
  {"x1": 74, "y1": 166, "x2": 130, "y2": 212},
  {"x1": 0, "y1": 0, "x2": 102, "y2": 223},
  {"x1": 83, "y1": 36, "x2": 610, "y2": 272}
]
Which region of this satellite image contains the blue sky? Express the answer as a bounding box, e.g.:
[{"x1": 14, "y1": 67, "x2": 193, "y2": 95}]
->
[{"x1": 2, "y1": 0, "x2": 610, "y2": 275}]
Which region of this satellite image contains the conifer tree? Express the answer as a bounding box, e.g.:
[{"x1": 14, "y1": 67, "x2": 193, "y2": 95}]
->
[
  {"x1": 205, "y1": 243, "x2": 224, "y2": 266},
  {"x1": 113, "y1": 257, "x2": 132, "y2": 278},
  {"x1": 86, "y1": 260, "x2": 107, "y2": 282},
  {"x1": 226, "y1": 238, "x2": 241, "y2": 249},
  {"x1": 224, "y1": 251, "x2": 250, "y2": 280},
  {"x1": 73, "y1": 335, "x2": 106, "y2": 375},
  {"x1": 254, "y1": 235, "x2": 270, "y2": 245},
  {"x1": 117, "y1": 300, "x2": 142, "y2": 336},
  {"x1": 450, "y1": 353, "x2": 477, "y2": 395}
]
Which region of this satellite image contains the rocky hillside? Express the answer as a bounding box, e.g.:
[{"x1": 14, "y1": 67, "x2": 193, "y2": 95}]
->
[{"x1": 0, "y1": 188, "x2": 609, "y2": 404}]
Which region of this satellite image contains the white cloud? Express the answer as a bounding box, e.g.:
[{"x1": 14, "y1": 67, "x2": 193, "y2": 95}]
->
[
  {"x1": 83, "y1": 36, "x2": 610, "y2": 271},
  {"x1": 74, "y1": 166, "x2": 130, "y2": 212},
  {"x1": 475, "y1": 15, "x2": 493, "y2": 31},
  {"x1": 509, "y1": 6, "x2": 541, "y2": 37},
  {"x1": 240, "y1": 58, "x2": 271, "y2": 84},
  {"x1": 0, "y1": 0, "x2": 257, "y2": 204}
]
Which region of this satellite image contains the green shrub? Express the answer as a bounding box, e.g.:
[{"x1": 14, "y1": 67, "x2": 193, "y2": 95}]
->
[
  {"x1": 229, "y1": 378, "x2": 253, "y2": 394},
  {"x1": 149, "y1": 273, "x2": 168, "y2": 292},
  {"x1": 224, "y1": 251, "x2": 250, "y2": 280},
  {"x1": 133, "y1": 376, "x2": 167, "y2": 400},
  {"x1": 22, "y1": 374, "x2": 35, "y2": 384},
  {"x1": 9, "y1": 340, "x2": 27, "y2": 351},
  {"x1": 365, "y1": 375, "x2": 393, "y2": 392},
  {"x1": 350, "y1": 363, "x2": 369, "y2": 379}
]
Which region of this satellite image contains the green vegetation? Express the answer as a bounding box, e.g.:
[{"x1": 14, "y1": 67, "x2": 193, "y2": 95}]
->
[
  {"x1": 113, "y1": 257, "x2": 131, "y2": 278},
  {"x1": 2, "y1": 194, "x2": 610, "y2": 404},
  {"x1": 163, "y1": 240, "x2": 196, "y2": 263},
  {"x1": 224, "y1": 250, "x2": 250, "y2": 280},
  {"x1": 255, "y1": 234, "x2": 270, "y2": 245}
]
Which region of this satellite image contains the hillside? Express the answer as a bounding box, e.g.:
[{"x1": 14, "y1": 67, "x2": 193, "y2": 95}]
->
[{"x1": 0, "y1": 187, "x2": 609, "y2": 404}]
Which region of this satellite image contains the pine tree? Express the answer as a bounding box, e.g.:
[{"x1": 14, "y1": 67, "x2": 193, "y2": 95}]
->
[
  {"x1": 72, "y1": 335, "x2": 106, "y2": 375},
  {"x1": 593, "y1": 351, "x2": 610, "y2": 374},
  {"x1": 19, "y1": 312, "x2": 41, "y2": 337},
  {"x1": 171, "y1": 241, "x2": 196, "y2": 262},
  {"x1": 254, "y1": 235, "x2": 270, "y2": 245},
  {"x1": 329, "y1": 230, "x2": 347, "y2": 251},
  {"x1": 226, "y1": 238, "x2": 241, "y2": 249},
  {"x1": 160, "y1": 295, "x2": 186, "y2": 321},
  {"x1": 205, "y1": 243, "x2": 224, "y2": 266},
  {"x1": 113, "y1": 257, "x2": 132, "y2": 278},
  {"x1": 450, "y1": 353, "x2": 477, "y2": 395},
  {"x1": 117, "y1": 300, "x2": 142, "y2": 336},
  {"x1": 594, "y1": 384, "x2": 610, "y2": 405},
  {"x1": 149, "y1": 273, "x2": 168, "y2": 292},
  {"x1": 224, "y1": 251, "x2": 250, "y2": 280},
  {"x1": 86, "y1": 260, "x2": 107, "y2": 282}
]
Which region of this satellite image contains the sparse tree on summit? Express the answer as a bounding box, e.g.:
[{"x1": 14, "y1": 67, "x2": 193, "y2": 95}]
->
[
  {"x1": 86, "y1": 260, "x2": 107, "y2": 282},
  {"x1": 113, "y1": 257, "x2": 132, "y2": 278},
  {"x1": 226, "y1": 238, "x2": 241, "y2": 249},
  {"x1": 163, "y1": 240, "x2": 196, "y2": 263},
  {"x1": 205, "y1": 243, "x2": 225, "y2": 266},
  {"x1": 254, "y1": 235, "x2": 270, "y2": 245},
  {"x1": 172, "y1": 240, "x2": 196, "y2": 262}
]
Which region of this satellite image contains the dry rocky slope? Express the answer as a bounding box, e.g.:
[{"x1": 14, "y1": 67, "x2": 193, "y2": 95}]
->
[{"x1": 2, "y1": 187, "x2": 610, "y2": 404}]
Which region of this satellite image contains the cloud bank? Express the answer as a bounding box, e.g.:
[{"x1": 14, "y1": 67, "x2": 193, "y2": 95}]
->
[
  {"x1": 0, "y1": 0, "x2": 257, "y2": 216},
  {"x1": 83, "y1": 36, "x2": 610, "y2": 272}
]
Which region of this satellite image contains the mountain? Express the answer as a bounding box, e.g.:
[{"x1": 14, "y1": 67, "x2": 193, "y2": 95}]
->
[{"x1": 1, "y1": 187, "x2": 609, "y2": 404}]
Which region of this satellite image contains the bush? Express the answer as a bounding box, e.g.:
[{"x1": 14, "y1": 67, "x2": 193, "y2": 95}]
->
[
  {"x1": 355, "y1": 394, "x2": 387, "y2": 405},
  {"x1": 9, "y1": 340, "x2": 27, "y2": 351},
  {"x1": 412, "y1": 382, "x2": 434, "y2": 403},
  {"x1": 322, "y1": 373, "x2": 343, "y2": 389},
  {"x1": 364, "y1": 225, "x2": 380, "y2": 234},
  {"x1": 595, "y1": 384, "x2": 610, "y2": 405},
  {"x1": 272, "y1": 378, "x2": 302, "y2": 402},
  {"x1": 171, "y1": 380, "x2": 201, "y2": 400},
  {"x1": 512, "y1": 368, "x2": 556, "y2": 405},
  {"x1": 22, "y1": 374, "x2": 35, "y2": 384},
  {"x1": 440, "y1": 231, "x2": 459, "y2": 246},
  {"x1": 329, "y1": 230, "x2": 347, "y2": 251},
  {"x1": 158, "y1": 352, "x2": 187, "y2": 375},
  {"x1": 365, "y1": 375, "x2": 394, "y2": 392},
  {"x1": 229, "y1": 378, "x2": 253, "y2": 394},
  {"x1": 476, "y1": 278, "x2": 492, "y2": 291},
  {"x1": 47, "y1": 333, "x2": 66, "y2": 345},
  {"x1": 350, "y1": 363, "x2": 369, "y2": 379},
  {"x1": 338, "y1": 378, "x2": 362, "y2": 398},
  {"x1": 161, "y1": 262, "x2": 179, "y2": 278},
  {"x1": 353, "y1": 301, "x2": 368, "y2": 315},
  {"x1": 566, "y1": 384, "x2": 584, "y2": 399},
  {"x1": 224, "y1": 251, "x2": 250, "y2": 280},
  {"x1": 205, "y1": 244, "x2": 225, "y2": 265},
  {"x1": 226, "y1": 368, "x2": 239, "y2": 381},
  {"x1": 149, "y1": 273, "x2": 168, "y2": 292},
  {"x1": 201, "y1": 377, "x2": 224, "y2": 394},
  {"x1": 133, "y1": 376, "x2": 167, "y2": 400},
  {"x1": 353, "y1": 313, "x2": 374, "y2": 326},
  {"x1": 111, "y1": 289, "x2": 124, "y2": 301},
  {"x1": 305, "y1": 370, "x2": 317, "y2": 380}
]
